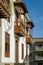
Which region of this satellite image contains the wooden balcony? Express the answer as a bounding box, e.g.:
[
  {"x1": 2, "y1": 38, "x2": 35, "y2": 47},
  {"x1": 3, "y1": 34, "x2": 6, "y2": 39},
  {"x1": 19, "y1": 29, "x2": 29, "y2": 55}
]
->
[
  {"x1": 26, "y1": 21, "x2": 34, "y2": 38},
  {"x1": 14, "y1": 21, "x2": 25, "y2": 37},
  {"x1": 0, "y1": 0, "x2": 10, "y2": 18},
  {"x1": 26, "y1": 21, "x2": 34, "y2": 29},
  {"x1": 26, "y1": 30, "x2": 32, "y2": 44},
  {"x1": 26, "y1": 36, "x2": 32, "y2": 44}
]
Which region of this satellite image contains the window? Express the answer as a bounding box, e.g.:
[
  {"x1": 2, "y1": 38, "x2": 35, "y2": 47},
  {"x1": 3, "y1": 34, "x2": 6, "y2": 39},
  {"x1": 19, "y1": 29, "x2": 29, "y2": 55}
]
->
[
  {"x1": 18, "y1": 21, "x2": 20, "y2": 26},
  {"x1": 15, "y1": 9, "x2": 19, "y2": 19},
  {"x1": 21, "y1": 15, "x2": 25, "y2": 26},
  {"x1": 38, "y1": 44, "x2": 42, "y2": 47},
  {"x1": 5, "y1": 43, "x2": 9, "y2": 52},
  {"x1": 15, "y1": 9, "x2": 21, "y2": 26},
  {"x1": 38, "y1": 63, "x2": 42, "y2": 65},
  {"x1": 5, "y1": 32, "x2": 10, "y2": 57},
  {"x1": 22, "y1": 44, "x2": 24, "y2": 59},
  {"x1": 28, "y1": 28, "x2": 33, "y2": 37},
  {"x1": 38, "y1": 54, "x2": 43, "y2": 57},
  {"x1": 15, "y1": 39, "x2": 19, "y2": 62},
  {"x1": 30, "y1": 53, "x2": 32, "y2": 56},
  {"x1": 41, "y1": 54, "x2": 43, "y2": 57}
]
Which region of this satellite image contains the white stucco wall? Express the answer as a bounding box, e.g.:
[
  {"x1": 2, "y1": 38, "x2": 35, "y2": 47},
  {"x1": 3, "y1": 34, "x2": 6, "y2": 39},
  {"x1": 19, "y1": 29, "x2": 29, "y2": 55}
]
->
[
  {"x1": 19, "y1": 37, "x2": 26, "y2": 63},
  {"x1": 2, "y1": 15, "x2": 15, "y2": 63},
  {"x1": 1, "y1": 18, "x2": 30, "y2": 64}
]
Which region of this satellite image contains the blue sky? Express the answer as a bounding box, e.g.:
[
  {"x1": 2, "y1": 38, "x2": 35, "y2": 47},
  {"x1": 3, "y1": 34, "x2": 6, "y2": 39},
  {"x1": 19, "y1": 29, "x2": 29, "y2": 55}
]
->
[{"x1": 24, "y1": 0, "x2": 43, "y2": 38}]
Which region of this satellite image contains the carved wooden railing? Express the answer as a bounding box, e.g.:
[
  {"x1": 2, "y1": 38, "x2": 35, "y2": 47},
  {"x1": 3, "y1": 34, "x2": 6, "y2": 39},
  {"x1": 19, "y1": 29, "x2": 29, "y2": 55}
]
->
[
  {"x1": 25, "y1": 29, "x2": 32, "y2": 44},
  {"x1": 14, "y1": 20, "x2": 25, "y2": 36}
]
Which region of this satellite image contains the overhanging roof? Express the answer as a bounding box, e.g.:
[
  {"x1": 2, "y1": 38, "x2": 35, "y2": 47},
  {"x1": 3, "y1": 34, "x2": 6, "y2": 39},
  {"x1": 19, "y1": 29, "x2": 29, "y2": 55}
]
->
[
  {"x1": 14, "y1": 1, "x2": 28, "y2": 13},
  {"x1": 26, "y1": 21, "x2": 34, "y2": 28}
]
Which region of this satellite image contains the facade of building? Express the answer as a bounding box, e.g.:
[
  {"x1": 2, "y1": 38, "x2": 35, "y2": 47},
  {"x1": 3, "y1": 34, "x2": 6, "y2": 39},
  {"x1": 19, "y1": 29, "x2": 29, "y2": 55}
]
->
[
  {"x1": 0, "y1": 0, "x2": 34, "y2": 65},
  {"x1": 30, "y1": 38, "x2": 43, "y2": 65}
]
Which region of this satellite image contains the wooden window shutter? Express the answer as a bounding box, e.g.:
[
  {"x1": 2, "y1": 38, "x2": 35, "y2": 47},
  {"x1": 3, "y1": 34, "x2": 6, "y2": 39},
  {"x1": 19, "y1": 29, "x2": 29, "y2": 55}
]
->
[
  {"x1": 22, "y1": 44, "x2": 24, "y2": 59},
  {"x1": 5, "y1": 32, "x2": 10, "y2": 57}
]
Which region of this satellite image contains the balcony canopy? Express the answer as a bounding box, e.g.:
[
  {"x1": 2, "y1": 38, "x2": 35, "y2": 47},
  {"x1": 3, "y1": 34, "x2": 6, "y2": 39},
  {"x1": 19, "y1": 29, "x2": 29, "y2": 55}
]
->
[
  {"x1": 14, "y1": 1, "x2": 28, "y2": 13},
  {"x1": 26, "y1": 21, "x2": 34, "y2": 29}
]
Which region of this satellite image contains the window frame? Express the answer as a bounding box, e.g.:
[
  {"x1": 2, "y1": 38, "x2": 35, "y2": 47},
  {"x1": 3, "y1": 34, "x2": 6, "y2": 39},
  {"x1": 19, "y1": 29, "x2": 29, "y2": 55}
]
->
[
  {"x1": 5, "y1": 32, "x2": 10, "y2": 57},
  {"x1": 22, "y1": 44, "x2": 24, "y2": 59}
]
